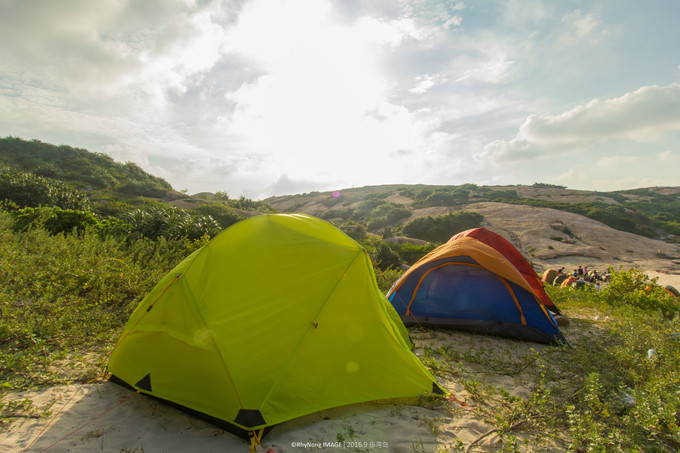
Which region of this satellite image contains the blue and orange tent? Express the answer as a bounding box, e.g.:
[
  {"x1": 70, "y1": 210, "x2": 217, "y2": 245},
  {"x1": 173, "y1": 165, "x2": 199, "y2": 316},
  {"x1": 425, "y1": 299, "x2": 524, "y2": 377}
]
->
[{"x1": 387, "y1": 228, "x2": 566, "y2": 345}]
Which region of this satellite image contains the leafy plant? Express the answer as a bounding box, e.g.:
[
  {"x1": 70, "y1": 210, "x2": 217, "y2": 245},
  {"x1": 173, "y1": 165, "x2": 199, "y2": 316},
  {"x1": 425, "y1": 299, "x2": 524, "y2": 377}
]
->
[
  {"x1": 11, "y1": 206, "x2": 100, "y2": 235},
  {"x1": 402, "y1": 211, "x2": 483, "y2": 242},
  {"x1": 0, "y1": 166, "x2": 92, "y2": 211},
  {"x1": 125, "y1": 205, "x2": 220, "y2": 241},
  {"x1": 0, "y1": 224, "x2": 204, "y2": 390}
]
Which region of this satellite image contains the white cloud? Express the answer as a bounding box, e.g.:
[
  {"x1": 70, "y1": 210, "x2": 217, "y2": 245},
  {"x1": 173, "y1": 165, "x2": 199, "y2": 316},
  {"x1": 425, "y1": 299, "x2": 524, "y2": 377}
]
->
[
  {"x1": 561, "y1": 9, "x2": 600, "y2": 39},
  {"x1": 452, "y1": 49, "x2": 513, "y2": 84},
  {"x1": 443, "y1": 15, "x2": 463, "y2": 28},
  {"x1": 596, "y1": 156, "x2": 638, "y2": 168},
  {"x1": 501, "y1": 0, "x2": 554, "y2": 28},
  {"x1": 659, "y1": 150, "x2": 674, "y2": 161},
  {"x1": 409, "y1": 74, "x2": 447, "y2": 94},
  {"x1": 481, "y1": 84, "x2": 680, "y2": 161},
  {"x1": 0, "y1": 0, "x2": 232, "y2": 102}
]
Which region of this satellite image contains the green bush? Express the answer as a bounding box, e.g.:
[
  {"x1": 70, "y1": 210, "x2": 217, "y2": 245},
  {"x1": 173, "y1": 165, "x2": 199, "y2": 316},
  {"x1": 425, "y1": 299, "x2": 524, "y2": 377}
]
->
[
  {"x1": 0, "y1": 137, "x2": 172, "y2": 194},
  {"x1": 0, "y1": 167, "x2": 92, "y2": 211},
  {"x1": 126, "y1": 205, "x2": 220, "y2": 241},
  {"x1": 0, "y1": 226, "x2": 204, "y2": 389},
  {"x1": 338, "y1": 223, "x2": 366, "y2": 241},
  {"x1": 361, "y1": 238, "x2": 402, "y2": 271},
  {"x1": 402, "y1": 211, "x2": 484, "y2": 242},
  {"x1": 365, "y1": 203, "x2": 411, "y2": 231},
  {"x1": 11, "y1": 206, "x2": 100, "y2": 235},
  {"x1": 191, "y1": 203, "x2": 242, "y2": 229},
  {"x1": 228, "y1": 196, "x2": 275, "y2": 212},
  {"x1": 597, "y1": 267, "x2": 678, "y2": 318},
  {"x1": 411, "y1": 188, "x2": 470, "y2": 208},
  {"x1": 388, "y1": 242, "x2": 435, "y2": 265},
  {"x1": 374, "y1": 267, "x2": 404, "y2": 293}
]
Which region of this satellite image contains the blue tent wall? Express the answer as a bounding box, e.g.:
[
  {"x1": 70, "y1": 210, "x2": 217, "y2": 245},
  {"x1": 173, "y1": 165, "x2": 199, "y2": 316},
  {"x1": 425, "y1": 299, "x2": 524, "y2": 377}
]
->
[{"x1": 388, "y1": 256, "x2": 566, "y2": 345}]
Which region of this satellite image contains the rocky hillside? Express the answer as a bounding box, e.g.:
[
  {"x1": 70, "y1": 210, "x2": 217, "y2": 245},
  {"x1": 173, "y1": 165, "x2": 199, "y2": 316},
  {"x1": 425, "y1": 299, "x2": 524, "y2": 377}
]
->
[{"x1": 266, "y1": 184, "x2": 680, "y2": 279}]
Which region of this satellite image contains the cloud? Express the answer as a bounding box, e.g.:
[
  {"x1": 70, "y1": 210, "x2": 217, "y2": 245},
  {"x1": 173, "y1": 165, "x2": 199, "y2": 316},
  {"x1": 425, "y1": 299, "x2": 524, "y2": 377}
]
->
[
  {"x1": 409, "y1": 74, "x2": 447, "y2": 94},
  {"x1": 500, "y1": 0, "x2": 554, "y2": 27},
  {"x1": 481, "y1": 84, "x2": 680, "y2": 161},
  {"x1": 448, "y1": 47, "x2": 514, "y2": 84},
  {"x1": 659, "y1": 150, "x2": 674, "y2": 161},
  {"x1": 596, "y1": 155, "x2": 638, "y2": 168},
  {"x1": 561, "y1": 9, "x2": 601, "y2": 42},
  {"x1": 0, "y1": 0, "x2": 237, "y2": 100},
  {"x1": 265, "y1": 174, "x2": 335, "y2": 197}
]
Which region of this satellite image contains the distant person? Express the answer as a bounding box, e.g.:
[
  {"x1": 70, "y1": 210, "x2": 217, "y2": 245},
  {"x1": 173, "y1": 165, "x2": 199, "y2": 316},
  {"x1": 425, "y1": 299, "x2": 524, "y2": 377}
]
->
[{"x1": 577, "y1": 266, "x2": 584, "y2": 277}]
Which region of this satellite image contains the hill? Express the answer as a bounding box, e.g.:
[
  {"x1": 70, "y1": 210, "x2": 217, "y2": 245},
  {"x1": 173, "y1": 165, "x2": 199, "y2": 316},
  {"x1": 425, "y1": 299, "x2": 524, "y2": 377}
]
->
[
  {"x1": 265, "y1": 183, "x2": 680, "y2": 240},
  {"x1": 0, "y1": 137, "x2": 277, "y2": 241},
  {"x1": 266, "y1": 184, "x2": 680, "y2": 284},
  {"x1": 0, "y1": 136, "x2": 174, "y2": 199}
]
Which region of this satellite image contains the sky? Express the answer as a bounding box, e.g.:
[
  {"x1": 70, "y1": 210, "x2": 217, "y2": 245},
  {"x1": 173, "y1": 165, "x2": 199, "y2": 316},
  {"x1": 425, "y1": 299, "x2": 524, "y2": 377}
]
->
[{"x1": 1, "y1": 0, "x2": 679, "y2": 200}]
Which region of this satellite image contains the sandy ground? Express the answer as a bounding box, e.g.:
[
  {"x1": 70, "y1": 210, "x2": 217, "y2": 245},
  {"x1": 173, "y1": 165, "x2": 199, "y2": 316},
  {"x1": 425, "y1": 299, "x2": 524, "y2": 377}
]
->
[{"x1": 2, "y1": 337, "x2": 566, "y2": 453}]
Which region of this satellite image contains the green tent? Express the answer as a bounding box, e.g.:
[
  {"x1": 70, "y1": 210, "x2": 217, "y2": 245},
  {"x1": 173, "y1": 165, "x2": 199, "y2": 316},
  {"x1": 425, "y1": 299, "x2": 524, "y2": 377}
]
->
[{"x1": 107, "y1": 214, "x2": 443, "y2": 441}]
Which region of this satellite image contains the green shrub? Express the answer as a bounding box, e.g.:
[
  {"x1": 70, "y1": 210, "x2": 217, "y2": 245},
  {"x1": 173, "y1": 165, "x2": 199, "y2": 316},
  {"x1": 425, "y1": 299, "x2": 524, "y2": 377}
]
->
[
  {"x1": 365, "y1": 203, "x2": 411, "y2": 231},
  {"x1": 0, "y1": 166, "x2": 92, "y2": 211},
  {"x1": 191, "y1": 203, "x2": 242, "y2": 229},
  {"x1": 11, "y1": 206, "x2": 99, "y2": 235},
  {"x1": 374, "y1": 267, "x2": 404, "y2": 293},
  {"x1": 389, "y1": 242, "x2": 435, "y2": 265},
  {"x1": 411, "y1": 188, "x2": 470, "y2": 208},
  {"x1": 402, "y1": 211, "x2": 483, "y2": 242},
  {"x1": 126, "y1": 205, "x2": 220, "y2": 241},
  {"x1": 597, "y1": 268, "x2": 678, "y2": 318},
  {"x1": 339, "y1": 223, "x2": 366, "y2": 241},
  {"x1": 372, "y1": 242, "x2": 402, "y2": 271},
  {"x1": 228, "y1": 196, "x2": 275, "y2": 212},
  {"x1": 0, "y1": 227, "x2": 204, "y2": 389},
  {"x1": 0, "y1": 137, "x2": 172, "y2": 194},
  {"x1": 361, "y1": 238, "x2": 402, "y2": 271}
]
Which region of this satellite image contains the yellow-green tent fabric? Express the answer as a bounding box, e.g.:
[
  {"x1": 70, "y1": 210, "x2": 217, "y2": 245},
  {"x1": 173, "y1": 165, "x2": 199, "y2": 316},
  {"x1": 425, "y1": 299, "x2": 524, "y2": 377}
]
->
[{"x1": 107, "y1": 214, "x2": 443, "y2": 439}]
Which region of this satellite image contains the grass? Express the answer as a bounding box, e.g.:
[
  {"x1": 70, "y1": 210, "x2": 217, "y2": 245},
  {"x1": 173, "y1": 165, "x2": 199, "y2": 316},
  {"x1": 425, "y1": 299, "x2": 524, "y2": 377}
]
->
[
  {"x1": 411, "y1": 278, "x2": 680, "y2": 452},
  {"x1": 1, "y1": 212, "x2": 680, "y2": 451},
  {"x1": 0, "y1": 214, "x2": 204, "y2": 397}
]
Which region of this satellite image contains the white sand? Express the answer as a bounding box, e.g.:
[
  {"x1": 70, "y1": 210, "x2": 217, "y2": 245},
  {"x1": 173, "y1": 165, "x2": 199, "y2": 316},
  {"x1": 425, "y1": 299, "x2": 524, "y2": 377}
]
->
[{"x1": 2, "y1": 380, "x2": 462, "y2": 452}]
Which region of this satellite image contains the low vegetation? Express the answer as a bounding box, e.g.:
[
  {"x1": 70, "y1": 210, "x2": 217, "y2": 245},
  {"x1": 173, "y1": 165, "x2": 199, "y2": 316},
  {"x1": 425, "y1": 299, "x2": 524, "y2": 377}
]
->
[
  {"x1": 413, "y1": 270, "x2": 680, "y2": 452},
  {"x1": 0, "y1": 214, "x2": 207, "y2": 391},
  {"x1": 400, "y1": 211, "x2": 484, "y2": 243},
  {"x1": 0, "y1": 137, "x2": 171, "y2": 197}
]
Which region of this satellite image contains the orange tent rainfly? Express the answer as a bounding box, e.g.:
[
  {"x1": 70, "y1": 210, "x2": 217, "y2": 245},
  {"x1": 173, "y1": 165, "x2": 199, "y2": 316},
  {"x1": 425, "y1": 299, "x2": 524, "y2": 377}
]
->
[{"x1": 387, "y1": 228, "x2": 566, "y2": 345}]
